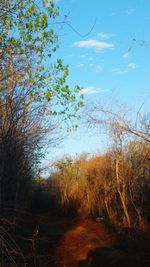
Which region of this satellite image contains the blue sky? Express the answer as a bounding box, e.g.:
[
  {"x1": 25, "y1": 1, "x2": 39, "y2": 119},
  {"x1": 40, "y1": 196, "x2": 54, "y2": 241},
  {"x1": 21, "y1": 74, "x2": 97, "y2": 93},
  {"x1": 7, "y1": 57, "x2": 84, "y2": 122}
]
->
[{"x1": 45, "y1": 0, "x2": 150, "y2": 164}]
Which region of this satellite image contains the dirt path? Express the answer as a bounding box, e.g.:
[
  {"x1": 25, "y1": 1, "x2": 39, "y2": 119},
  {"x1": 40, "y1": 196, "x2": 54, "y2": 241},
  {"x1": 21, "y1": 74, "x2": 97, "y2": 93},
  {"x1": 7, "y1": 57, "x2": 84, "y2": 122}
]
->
[
  {"x1": 52, "y1": 218, "x2": 150, "y2": 267},
  {"x1": 54, "y1": 219, "x2": 119, "y2": 267},
  {"x1": 30, "y1": 215, "x2": 150, "y2": 267}
]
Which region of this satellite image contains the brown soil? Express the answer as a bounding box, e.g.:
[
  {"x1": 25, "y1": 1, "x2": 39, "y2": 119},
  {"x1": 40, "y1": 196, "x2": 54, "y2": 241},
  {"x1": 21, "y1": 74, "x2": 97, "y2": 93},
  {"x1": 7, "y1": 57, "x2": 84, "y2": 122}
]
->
[
  {"x1": 54, "y1": 218, "x2": 116, "y2": 267},
  {"x1": 20, "y1": 216, "x2": 150, "y2": 267}
]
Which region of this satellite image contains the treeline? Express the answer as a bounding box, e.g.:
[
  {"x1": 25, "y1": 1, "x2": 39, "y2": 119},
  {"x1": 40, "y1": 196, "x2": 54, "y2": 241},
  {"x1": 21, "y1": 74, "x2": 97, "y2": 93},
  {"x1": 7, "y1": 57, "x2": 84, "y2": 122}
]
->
[{"x1": 46, "y1": 139, "x2": 150, "y2": 230}]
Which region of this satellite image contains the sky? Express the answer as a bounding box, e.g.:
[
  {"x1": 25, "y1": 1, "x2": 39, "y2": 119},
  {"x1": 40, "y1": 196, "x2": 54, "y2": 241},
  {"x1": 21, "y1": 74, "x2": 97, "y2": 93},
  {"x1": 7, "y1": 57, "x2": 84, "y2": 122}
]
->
[{"x1": 44, "y1": 0, "x2": 150, "y2": 167}]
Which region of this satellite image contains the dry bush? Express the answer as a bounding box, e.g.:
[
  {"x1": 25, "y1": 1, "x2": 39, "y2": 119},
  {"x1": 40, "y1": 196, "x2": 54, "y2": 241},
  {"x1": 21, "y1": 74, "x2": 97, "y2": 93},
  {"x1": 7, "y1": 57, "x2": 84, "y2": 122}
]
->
[
  {"x1": 0, "y1": 219, "x2": 25, "y2": 266},
  {"x1": 47, "y1": 154, "x2": 112, "y2": 217},
  {"x1": 47, "y1": 140, "x2": 150, "y2": 230},
  {"x1": 0, "y1": 90, "x2": 42, "y2": 220}
]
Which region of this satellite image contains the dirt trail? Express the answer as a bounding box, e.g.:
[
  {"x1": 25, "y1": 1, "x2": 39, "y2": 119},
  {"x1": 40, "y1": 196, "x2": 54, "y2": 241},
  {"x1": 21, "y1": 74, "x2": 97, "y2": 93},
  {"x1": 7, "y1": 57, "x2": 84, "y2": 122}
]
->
[
  {"x1": 53, "y1": 218, "x2": 150, "y2": 267},
  {"x1": 32, "y1": 216, "x2": 150, "y2": 267},
  {"x1": 54, "y1": 219, "x2": 119, "y2": 267}
]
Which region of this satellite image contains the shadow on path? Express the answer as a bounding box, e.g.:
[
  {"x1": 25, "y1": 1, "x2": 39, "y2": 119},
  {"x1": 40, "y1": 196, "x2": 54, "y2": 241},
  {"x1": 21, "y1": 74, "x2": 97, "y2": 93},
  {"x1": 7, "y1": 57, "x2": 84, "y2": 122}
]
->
[{"x1": 78, "y1": 245, "x2": 150, "y2": 267}]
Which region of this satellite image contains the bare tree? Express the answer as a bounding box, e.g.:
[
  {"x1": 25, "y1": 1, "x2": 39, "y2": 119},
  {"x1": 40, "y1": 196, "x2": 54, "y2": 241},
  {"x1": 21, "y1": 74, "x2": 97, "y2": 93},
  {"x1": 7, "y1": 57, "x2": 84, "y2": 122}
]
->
[{"x1": 84, "y1": 102, "x2": 150, "y2": 227}]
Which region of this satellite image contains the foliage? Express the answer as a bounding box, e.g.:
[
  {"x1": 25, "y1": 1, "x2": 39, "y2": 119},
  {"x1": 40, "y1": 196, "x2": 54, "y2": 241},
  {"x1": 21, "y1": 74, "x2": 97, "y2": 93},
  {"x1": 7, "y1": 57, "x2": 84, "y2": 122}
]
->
[{"x1": 0, "y1": 0, "x2": 83, "y2": 122}]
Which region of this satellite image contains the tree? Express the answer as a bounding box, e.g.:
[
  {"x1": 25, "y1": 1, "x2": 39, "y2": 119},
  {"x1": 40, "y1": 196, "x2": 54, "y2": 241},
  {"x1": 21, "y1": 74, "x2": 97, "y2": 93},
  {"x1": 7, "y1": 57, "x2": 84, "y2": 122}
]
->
[
  {"x1": 85, "y1": 104, "x2": 150, "y2": 144},
  {"x1": 0, "y1": 0, "x2": 83, "y2": 220},
  {"x1": 85, "y1": 104, "x2": 150, "y2": 227},
  {"x1": 0, "y1": 0, "x2": 83, "y2": 120}
]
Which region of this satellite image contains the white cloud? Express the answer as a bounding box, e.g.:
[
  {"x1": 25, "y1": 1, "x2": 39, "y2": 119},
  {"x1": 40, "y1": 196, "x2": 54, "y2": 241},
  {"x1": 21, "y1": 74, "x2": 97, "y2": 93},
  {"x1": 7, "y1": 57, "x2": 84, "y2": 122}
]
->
[
  {"x1": 122, "y1": 52, "x2": 129, "y2": 58},
  {"x1": 97, "y1": 32, "x2": 111, "y2": 39},
  {"x1": 80, "y1": 86, "x2": 109, "y2": 95},
  {"x1": 80, "y1": 86, "x2": 98, "y2": 95},
  {"x1": 128, "y1": 62, "x2": 137, "y2": 69},
  {"x1": 96, "y1": 65, "x2": 103, "y2": 72},
  {"x1": 74, "y1": 39, "x2": 113, "y2": 51},
  {"x1": 88, "y1": 62, "x2": 103, "y2": 72},
  {"x1": 112, "y1": 62, "x2": 137, "y2": 74},
  {"x1": 77, "y1": 63, "x2": 84, "y2": 68},
  {"x1": 112, "y1": 68, "x2": 127, "y2": 75}
]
